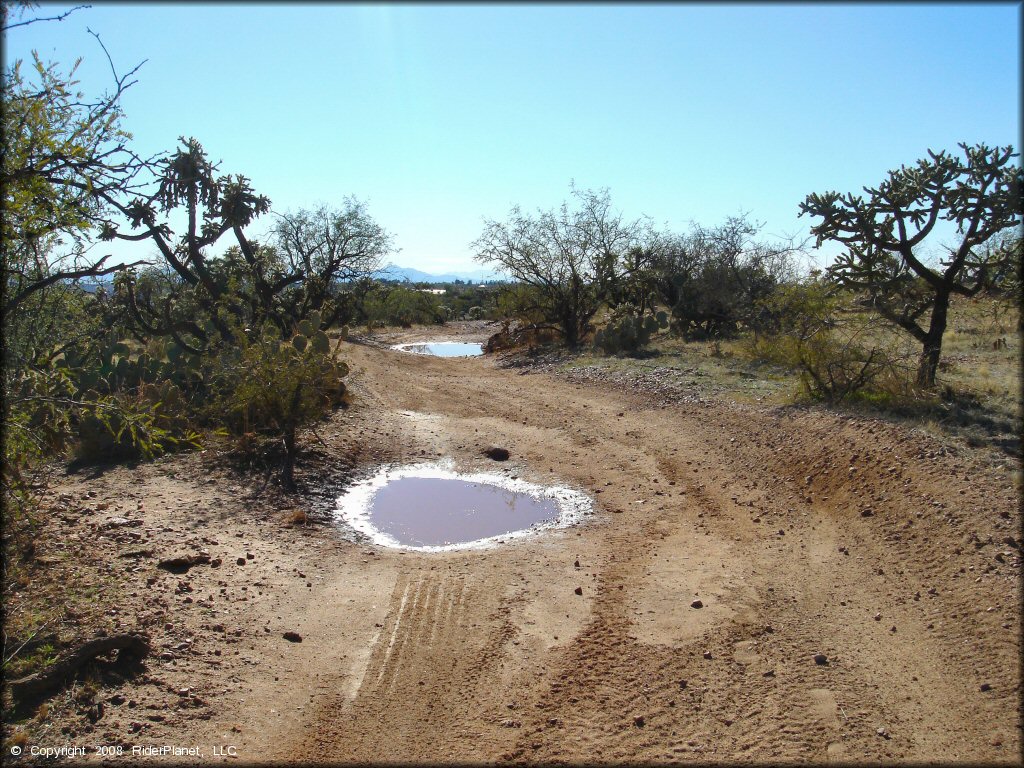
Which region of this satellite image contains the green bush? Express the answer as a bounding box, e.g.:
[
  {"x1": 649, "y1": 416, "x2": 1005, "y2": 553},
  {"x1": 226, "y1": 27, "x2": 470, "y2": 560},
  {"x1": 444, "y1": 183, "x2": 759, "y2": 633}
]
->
[
  {"x1": 204, "y1": 315, "x2": 349, "y2": 488},
  {"x1": 750, "y1": 284, "x2": 916, "y2": 402},
  {"x1": 594, "y1": 310, "x2": 668, "y2": 354}
]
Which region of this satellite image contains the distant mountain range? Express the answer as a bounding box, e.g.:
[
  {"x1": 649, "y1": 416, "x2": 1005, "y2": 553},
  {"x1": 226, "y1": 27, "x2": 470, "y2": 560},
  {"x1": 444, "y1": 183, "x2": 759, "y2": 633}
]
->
[{"x1": 375, "y1": 264, "x2": 507, "y2": 284}]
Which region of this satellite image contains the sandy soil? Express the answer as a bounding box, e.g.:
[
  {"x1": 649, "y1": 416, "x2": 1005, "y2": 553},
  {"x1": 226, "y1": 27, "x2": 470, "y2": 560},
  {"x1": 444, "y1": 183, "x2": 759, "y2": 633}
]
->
[{"x1": 7, "y1": 321, "x2": 1021, "y2": 765}]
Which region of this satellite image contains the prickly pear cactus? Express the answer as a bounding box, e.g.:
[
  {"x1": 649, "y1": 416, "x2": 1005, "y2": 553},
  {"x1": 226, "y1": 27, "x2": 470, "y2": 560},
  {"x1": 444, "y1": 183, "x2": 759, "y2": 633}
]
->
[{"x1": 594, "y1": 311, "x2": 667, "y2": 355}]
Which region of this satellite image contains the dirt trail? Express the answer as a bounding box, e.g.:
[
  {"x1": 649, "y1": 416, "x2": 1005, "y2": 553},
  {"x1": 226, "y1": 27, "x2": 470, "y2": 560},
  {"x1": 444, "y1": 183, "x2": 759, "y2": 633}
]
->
[
  {"x1": 23, "y1": 324, "x2": 1020, "y2": 764},
  {"x1": 288, "y1": 328, "x2": 1020, "y2": 764}
]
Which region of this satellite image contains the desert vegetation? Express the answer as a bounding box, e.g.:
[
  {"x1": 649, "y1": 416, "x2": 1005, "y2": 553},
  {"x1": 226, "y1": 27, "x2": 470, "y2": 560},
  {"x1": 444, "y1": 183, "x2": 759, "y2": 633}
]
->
[{"x1": 2, "y1": 3, "x2": 1021, "y2": 763}]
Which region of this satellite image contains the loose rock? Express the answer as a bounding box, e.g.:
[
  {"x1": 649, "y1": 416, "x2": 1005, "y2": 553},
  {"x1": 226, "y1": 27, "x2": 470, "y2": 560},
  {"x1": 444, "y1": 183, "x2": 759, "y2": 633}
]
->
[
  {"x1": 483, "y1": 446, "x2": 510, "y2": 461},
  {"x1": 157, "y1": 554, "x2": 210, "y2": 574}
]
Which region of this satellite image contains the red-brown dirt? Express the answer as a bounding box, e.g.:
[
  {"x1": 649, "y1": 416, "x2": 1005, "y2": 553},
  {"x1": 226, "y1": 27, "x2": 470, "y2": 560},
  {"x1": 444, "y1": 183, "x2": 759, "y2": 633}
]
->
[{"x1": 6, "y1": 322, "x2": 1020, "y2": 764}]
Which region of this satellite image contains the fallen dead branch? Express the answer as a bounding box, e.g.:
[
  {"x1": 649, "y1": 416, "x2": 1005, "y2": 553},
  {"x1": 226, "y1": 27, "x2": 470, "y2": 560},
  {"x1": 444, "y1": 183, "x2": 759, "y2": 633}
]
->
[{"x1": 8, "y1": 633, "x2": 150, "y2": 702}]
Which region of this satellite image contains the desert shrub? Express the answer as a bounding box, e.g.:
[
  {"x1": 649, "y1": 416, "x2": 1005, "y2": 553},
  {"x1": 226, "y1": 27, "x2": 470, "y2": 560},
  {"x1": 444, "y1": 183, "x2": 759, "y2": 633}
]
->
[
  {"x1": 750, "y1": 283, "x2": 917, "y2": 402},
  {"x1": 75, "y1": 385, "x2": 200, "y2": 462},
  {"x1": 362, "y1": 285, "x2": 445, "y2": 328},
  {"x1": 648, "y1": 215, "x2": 799, "y2": 340},
  {"x1": 204, "y1": 313, "x2": 349, "y2": 488},
  {"x1": 594, "y1": 308, "x2": 669, "y2": 354},
  {"x1": 757, "y1": 331, "x2": 893, "y2": 402}
]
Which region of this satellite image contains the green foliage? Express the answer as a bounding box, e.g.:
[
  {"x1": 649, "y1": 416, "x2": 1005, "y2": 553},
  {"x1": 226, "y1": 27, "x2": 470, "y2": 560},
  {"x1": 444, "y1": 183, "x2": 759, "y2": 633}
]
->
[
  {"x1": 755, "y1": 331, "x2": 895, "y2": 403},
  {"x1": 751, "y1": 279, "x2": 835, "y2": 339},
  {"x1": 362, "y1": 284, "x2": 446, "y2": 328},
  {"x1": 647, "y1": 216, "x2": 798, "y2": 339},
  {"x1": 594, "y1": 309, "x2": 668, "y2": 354},
  {"x1": 494, "y1": 283, "x2": 548, "y2": 328},
  {"x1": 474, "y1": 187, "x2": 648, "y2": 347},
  {"x1": 437, "y1": 282, "x2": 501, "y2": 320},
  {"x1": 1, "y1": 54, "x2": 133, "y2": 265},
  {"x1": 76, "y1": 389, "x2": 201, "y2": 462},
  {"x1": 204, "y1": 319, "x2": 349, "y2": 488},
  {"x1": 750, "y1": 283, "x2": 914, "y2": 402},
  {"x1": 272, "y1": 201, "x2": 393, "y2": 327}
]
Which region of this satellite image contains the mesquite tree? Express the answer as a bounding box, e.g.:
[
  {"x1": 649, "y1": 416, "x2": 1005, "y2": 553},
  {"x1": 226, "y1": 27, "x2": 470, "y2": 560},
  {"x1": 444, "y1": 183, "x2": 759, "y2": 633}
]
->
[
  {"x1": 272, "y1": 200, "x2": 393, "y2": 327},
  {"x1": 800, "y1": 142, "x2": 1022, "y2": 387},
  {"x1": 473, "y1": 187, "x2": 646, "y2": 348}
]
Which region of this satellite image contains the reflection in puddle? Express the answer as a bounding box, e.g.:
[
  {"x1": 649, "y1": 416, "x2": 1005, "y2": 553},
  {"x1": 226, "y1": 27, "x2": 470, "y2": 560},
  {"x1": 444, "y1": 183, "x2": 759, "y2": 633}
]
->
[
  {"x1": 391, "y1": 341, "x2": 483, "y2": 357},
  {"x1": 335, "y1": 461, "x2": 591, "y2": 551}
]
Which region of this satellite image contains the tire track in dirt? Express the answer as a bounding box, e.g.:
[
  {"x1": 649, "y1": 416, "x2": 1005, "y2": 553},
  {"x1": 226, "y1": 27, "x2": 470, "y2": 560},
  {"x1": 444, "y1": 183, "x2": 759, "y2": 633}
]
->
[{"x1": 284, "y1": 336, "x2": 1019, "y2": 764}]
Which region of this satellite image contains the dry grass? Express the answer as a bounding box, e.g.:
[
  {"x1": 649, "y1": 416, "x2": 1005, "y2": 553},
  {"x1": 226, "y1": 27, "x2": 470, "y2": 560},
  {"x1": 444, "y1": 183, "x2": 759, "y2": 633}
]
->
[
  {"x1": 284, "y1": 508, "x2": 309, "y2": 526},
  {"x1": 574, "y1": 295, "x2": 1020, "y2": 459}
]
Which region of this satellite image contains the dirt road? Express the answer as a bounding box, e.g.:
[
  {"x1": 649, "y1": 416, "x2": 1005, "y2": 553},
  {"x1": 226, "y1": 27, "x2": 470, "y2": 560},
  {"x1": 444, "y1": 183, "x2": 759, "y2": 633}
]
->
[{"x1": 19, "y1": 324, "x2": 1021, "y2": 764}]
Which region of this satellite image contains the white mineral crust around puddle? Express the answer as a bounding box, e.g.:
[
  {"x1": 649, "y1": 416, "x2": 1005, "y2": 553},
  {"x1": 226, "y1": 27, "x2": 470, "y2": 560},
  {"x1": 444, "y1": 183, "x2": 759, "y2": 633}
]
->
[{"x1": 334, "y1": 460, "x2": 592, "y2": 552}]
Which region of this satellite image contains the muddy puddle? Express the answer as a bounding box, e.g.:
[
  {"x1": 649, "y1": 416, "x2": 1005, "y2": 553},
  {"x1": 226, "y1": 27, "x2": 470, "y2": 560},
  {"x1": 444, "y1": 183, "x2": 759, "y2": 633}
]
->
[
  {"x1": 335, "y1": 461, "x2": 591, "y2": 551},
  {"x1": 391, "y1": 341, "x2": 483, "y2": 357}
]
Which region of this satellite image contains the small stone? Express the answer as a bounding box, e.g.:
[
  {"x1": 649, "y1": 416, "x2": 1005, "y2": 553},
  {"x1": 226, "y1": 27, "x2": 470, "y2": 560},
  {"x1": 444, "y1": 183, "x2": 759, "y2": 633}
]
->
[
  {"x1": 283, "y1": 631, "x2": 302, "y2": 643},
  {"x1": 483, "y1": 446, "x2": 510, "y2": 461},
  {"x1": 980, "y1": 683, "x2": 992, "y2": 692},
  {"x1": 876, "y1": 727, "x2": 890, "y2": 739},
  {"x1": 236, "y1": 557, "x2": 246, "y2": 566},
  {"x1": 574, "y1": 559, "x2": 580, "y2": 568},
  {"x1": 690, "y1": 599, "x2": 703, "y2": 609},
  {"x1": 678, "y1": 679, "x2": 688, "y2": 689},
  {"x1": 633, "y1": 715, "x2": 645, "y2": 727},
  {"x1": 874, "y1": 613, "x2": 882, "y2": 621},
  {"x1": 861, "y1": 509, "x2": 874, "y2": 517},
  {"x1": 703, "y1": 651, "x2": 713, "y2": 660},
  {"x1": 246, "y1": 552, "x2": 254, "y2": 560},
  {"x1": 813, "y1": 653, "x2": 828, "y2": 665},
  {"x1": 574, "y1": 586, "x2": 583, "y2": 595}
]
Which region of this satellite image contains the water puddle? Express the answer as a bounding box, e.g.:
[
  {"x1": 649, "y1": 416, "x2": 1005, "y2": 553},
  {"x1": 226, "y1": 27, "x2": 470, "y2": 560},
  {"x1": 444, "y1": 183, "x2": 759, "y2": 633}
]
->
[
  {"x1": 391, "y1": 341, "x2": 483, "y2": 357},
  {"x1": 335, "y1": 461, "x2": 591, "y2": 551}
]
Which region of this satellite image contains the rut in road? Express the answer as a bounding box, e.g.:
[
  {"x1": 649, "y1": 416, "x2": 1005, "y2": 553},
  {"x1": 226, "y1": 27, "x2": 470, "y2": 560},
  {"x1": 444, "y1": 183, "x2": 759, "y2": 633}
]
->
[{"x1": 286, "y1": 339, "x2": 1020, "y2": 765}]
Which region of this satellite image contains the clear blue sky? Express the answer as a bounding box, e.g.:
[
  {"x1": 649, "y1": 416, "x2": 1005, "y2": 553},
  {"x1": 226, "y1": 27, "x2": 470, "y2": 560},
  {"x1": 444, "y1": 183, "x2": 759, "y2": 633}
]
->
[{"x1": 5, "y1": 2, "x2": 1021, "y2": 273}]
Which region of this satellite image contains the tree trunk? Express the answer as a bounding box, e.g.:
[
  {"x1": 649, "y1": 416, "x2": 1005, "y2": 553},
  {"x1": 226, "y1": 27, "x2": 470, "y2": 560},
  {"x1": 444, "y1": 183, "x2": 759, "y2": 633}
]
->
[
  {"x1": 916, "y1": 290, "x2": 951, "y2": 387},
  {"x1": 281, "y1": 424, "x2": 296, "y2": 490},
  {"x1": 281, "y1": 381, "x2": 304, "y2": 490},
  {"x1": 561, "y1": 311, "x2": 579, "y2": 348}
]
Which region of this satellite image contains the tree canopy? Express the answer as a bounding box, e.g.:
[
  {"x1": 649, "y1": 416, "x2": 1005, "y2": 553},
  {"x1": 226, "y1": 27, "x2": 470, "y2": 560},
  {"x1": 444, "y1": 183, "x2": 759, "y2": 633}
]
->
[{"x1": 473, "y1": 186, "x2": 647, "y2": 347}]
